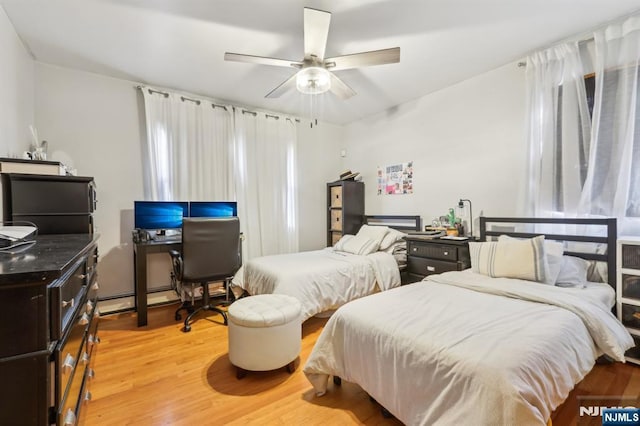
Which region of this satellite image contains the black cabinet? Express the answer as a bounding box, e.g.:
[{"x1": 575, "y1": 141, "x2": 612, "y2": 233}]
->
[
  {"x1": 1, "y1": 173, "x2": 96, "y2": 234},
  {"x1": 0, "y1": 235, "x2": 99, "y2": 426},
  {"x1": 405, "y1": 237, "x2": 471, "y2": 282},
  {"x1": 327, "y1": 180, "x2": 364, "y2": 246}
]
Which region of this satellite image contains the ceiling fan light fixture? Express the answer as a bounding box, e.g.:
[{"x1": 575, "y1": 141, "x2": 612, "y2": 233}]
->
[{"x1": 296, "y1": 67, "x2": 331, "y2": 95}]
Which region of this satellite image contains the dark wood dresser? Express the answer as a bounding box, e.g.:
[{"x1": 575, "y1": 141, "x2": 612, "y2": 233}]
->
[
  {"x1": 0, "y1": 234, "x2": 99, "y2": 425},
  {"x1": 405, "y1": 236, "x2": 471, "y2": 282}
]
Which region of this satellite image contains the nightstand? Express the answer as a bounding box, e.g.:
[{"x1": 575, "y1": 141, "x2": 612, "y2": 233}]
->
[
  {"x1": 617, "y1": 237, "x2": 640, "y2": 364},
  {"x1": 404, "y1": 237, "x2": 471, "y2": 282}
]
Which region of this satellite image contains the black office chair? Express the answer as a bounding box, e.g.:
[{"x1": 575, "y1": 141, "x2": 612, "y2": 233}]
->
[{"x1": 169, "y1": 217, "x2": 241, "y2": 332}]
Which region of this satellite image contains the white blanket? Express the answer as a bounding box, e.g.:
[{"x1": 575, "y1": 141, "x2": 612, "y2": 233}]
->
[
  {"x1": 232, "y1": 248, "x2": 400, "y2": 321},
  {"x1": 304, "y1": 270, "x2": 633, "y2": 426}
]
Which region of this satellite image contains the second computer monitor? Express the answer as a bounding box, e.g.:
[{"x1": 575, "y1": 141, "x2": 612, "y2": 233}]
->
[{"x1": 189, "y1": 201, "x2": 237, "y2": 218}]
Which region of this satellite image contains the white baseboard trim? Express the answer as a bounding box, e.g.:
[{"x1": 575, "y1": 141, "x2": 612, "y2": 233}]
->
[{"x1": 98, "y1": 290, "x2": 180, "y2": 314}]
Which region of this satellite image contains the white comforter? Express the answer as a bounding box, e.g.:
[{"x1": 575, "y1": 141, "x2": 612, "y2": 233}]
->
[
  {"x1": 304, "y1": 270, "x2": 634, "y2": 426},
  {"x1": 232, "y1": 248, "x2": 400, "y2": 321}
]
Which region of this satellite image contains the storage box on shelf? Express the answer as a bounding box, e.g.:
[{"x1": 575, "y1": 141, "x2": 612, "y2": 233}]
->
[{"x1": 617, "y1": 237, "x2": 640, "y2": 365}]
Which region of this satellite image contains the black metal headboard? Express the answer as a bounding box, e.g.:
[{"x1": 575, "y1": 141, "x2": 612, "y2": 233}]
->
[
  {"x1": 364, "y1": 215, "x2": 422, "y2": 232},
  {"x1": 479, "y1": 217, "x2": 617, "y2": 290}
]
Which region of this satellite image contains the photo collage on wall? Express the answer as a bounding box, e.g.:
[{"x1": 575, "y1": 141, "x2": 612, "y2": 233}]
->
[{"x1": 377, "y1": 161, "x2": 413, "y2": 195}]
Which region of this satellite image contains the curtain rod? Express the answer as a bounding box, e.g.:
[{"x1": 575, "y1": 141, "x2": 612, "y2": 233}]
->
[{"x1": 136, "y1": 85, "x2": 300, "y2": 123}]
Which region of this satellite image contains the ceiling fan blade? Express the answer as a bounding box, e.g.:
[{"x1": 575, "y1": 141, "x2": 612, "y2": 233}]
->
[
  {"x1": 224, "y1": 52, "x2": 302, "y2": 68},
  {"x1": 265, "y1": 73, "x2": 298, "y2": 98},
  {"x1": 325, "y1": 47, "x2": 400, "y2": 71},
  {"x1": 304, "y1": 7, "x2": 331, "y2": 61},
  {"x1": 329, "y1": 73, "x2": 356, "y2": 100}
]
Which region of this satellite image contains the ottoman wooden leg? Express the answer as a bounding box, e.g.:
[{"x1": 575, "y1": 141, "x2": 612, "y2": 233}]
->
[
  {"x1": 236, "y1": 367, "x2": 247, "y2": 380},
  {"x1": 286, "y1": 360, "x2": 296, "y2": 374}
]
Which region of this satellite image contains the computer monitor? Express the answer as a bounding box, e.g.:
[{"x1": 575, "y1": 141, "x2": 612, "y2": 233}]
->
[
  {"x1": 189, "y1": 201, "x2": 237, "y2": 218},
  {"x1": 134, "y1": 201, "x2": 189, "y2": 230}
]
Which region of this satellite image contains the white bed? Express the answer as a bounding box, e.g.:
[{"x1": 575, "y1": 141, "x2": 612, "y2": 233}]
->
[
  {"x1": 303, "y1": 217, "x2": 634, "y2": 425},
  {"x1": 232, "y1": 215, "x2": 420, "y2": 321}
]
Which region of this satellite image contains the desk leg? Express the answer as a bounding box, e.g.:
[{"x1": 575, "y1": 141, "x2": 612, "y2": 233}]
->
[{"x1": 134, "y1": 246, "x2": 148, "y2": 327}]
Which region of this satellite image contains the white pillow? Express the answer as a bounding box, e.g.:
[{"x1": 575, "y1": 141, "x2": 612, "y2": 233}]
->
[
  {"x1": 334, "y1": 234, "x2": 354, "y2": 252},
  {"x1": 470, "y1": 235, "x2": 547, "y2": 282},
  {"x1": 356, "y1": 225, "x2": 390, "y2": 252},
  {"x1": 379, "y1": 228, "x2": 408, "y2": 251},
  {"x1": 498, "y1": 235, "x2": 563, "y2": 285},
  {"x1": 341, "y1": 234, "x2": 379, "y2": 255},
  {"x1": 381, "y1": 240, "x2": 406, "y2": 254},
  {"x1": 555, "y1": 256, "x2": 590, "y2": 287}
]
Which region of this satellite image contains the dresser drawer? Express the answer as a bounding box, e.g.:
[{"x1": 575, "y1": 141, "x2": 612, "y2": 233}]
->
[
  {"x1": 50, "y1": 260, "x2": 88, "y2": 340},
  {"x1": 408, "y1": 256, "x2": 458, "y2": 277},
  {"x1": 56, "y1": 302, "x2": 92, "y2": 402},
  {"x1": 622, "y1": 244, "x2": 640, "y2": 269},
  {"x1": 408, "y1": 241, "x2": 458, "y2": 261}
]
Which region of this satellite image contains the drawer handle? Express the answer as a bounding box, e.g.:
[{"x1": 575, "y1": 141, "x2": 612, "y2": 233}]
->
[
  {"x1": 443, "y1": 251, "x2": 449, "y2": 255},
  {"x1": 81, "y1": 351, "x2": 90, "y2": 365},
  {"x1": 84, "y1": 390, "x2": 93, "y2": 404},
  {"x1": 94, "y1": 309, "x2": 100, "y2": 319},
  {"x1": 427, "y1": 266, "x2": 436, "y2": 272},
  {"x1": 78, "y1": 274, "x2": 87, "y2": 280},
  {"x1": 78, "y1": 313, "x2": 90, "y2": 326},
  {"x1": 92, "y1": 282, "x2": 100, "y2": 291},
  {"x1": 93, "y1": 254, "x2": 98, "y2": 260},
  {"x1": 62, "y1": 298, "x2": 75, "y2": 308},
  {"x1": 86, "y1": 301, "x2": 94, "y2": 311},
  {"x1": 63, "y1": 408, "x2": 76, "y2": 426},
  {"x1": 62, "y1": 353, "x2": 76, "y2": 374},
  {"x1": 88, "y1": 368, "x2": 96, "y2": 380},
  {"x1": 88, "y1": 334, "x2": 101, "y2": 347},
  {"x1": 412, "y1": 247, "x2": 417, "y2": 252}
]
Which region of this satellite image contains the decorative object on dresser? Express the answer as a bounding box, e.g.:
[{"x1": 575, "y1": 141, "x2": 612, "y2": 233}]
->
[
  {"x1": 404, "y1": 236, "x2": 471, "y2": 282},
  {"x1": 0, "y1": 234, "x2": 99, "y2": 426},
  {"x1": 326, "y1": 180, "x2": 364, "y2": 246},
  {"x1": 617, "y1": 237, "x2": 640, "y2": 364}
]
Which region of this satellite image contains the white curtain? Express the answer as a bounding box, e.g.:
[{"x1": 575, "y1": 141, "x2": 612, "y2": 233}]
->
[
  {"x1": 141, "y1": 90, "x2": 235, "y2": 201},
  {"x1": 525, "y1": 43, "x2": 591, "y2": 217},
  {"x1": 579, "y1": 15, "x2": 640, "y2": 235},
  {"x1": 141, "y1": 87, "x2": 299, "y2": 259},
  {"x1": 525, "y1": 14, "x2": 640, "y2": 235},
  {"x1": 233, "y1": 109, "x2": 299, "y2": 259}
]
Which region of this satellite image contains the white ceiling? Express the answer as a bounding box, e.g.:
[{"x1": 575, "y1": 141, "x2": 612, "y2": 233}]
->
[{"x1": 3, "y1": 0, "x2": 640, "y2": 125}]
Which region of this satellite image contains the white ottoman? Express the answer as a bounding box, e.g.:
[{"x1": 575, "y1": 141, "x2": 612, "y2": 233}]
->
[{"x1": 228, "y1": 294, "x2": 302, "y2": 379}]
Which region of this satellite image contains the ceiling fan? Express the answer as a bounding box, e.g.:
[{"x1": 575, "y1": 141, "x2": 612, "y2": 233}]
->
[{"x1": 224, "y1": 7, "x2": 400, "y2": 100}]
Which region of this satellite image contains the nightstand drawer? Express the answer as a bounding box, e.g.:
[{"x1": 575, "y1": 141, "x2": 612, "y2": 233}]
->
[
  {"x1": 621, "y1": 304, "x2": 640, "y2": 330},
  {"x1": 621, "y1": 274, "x2": 640, "y2": 299},
  {"x1": 408, "y1": 257, "x2": 458, "y2": 277},
  {"x1": 408, "y1": 242, "x2": 457, "y2": 261},
  {"x1": 626, "y1": 334, "x2": 640, "y2": 359},
  {"x1": 622, "y1": 244, "x2": 640, "y2": 269}
]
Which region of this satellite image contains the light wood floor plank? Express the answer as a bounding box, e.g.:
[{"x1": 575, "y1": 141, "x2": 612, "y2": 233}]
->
[{"x1": 83, "y1": 304, "x2": 640, "y2": 425}]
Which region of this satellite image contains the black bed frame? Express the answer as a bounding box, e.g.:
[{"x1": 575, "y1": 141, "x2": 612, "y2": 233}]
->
[
  {"x1": 479, "y1": 217, "x2": 617, "y2": 290},
  {"x1": 363, "y1": 215, "x2": 422, "y2": 232}
]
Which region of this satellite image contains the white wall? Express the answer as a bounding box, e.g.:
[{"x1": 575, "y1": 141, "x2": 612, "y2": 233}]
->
[
  {"x1": 342, "y1": 62, "x2": 527, "y2": 236},
  {"x1": 0, "y1": 6, "x2": 34, "y2": 157},
  {"x1": 35, "y1": 64, "x2": 145, "y2": 300},
  {"x1": 297, "y1": 122, "x2": 344, "y2": 250},
  {"x1": 34, "y1": 63, "x2": 340, "y2": 303}
]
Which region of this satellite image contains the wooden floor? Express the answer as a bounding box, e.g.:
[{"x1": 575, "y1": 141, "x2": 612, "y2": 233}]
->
[{"x1": 83, "y1": 304, "x2": 640, "y2": 426}]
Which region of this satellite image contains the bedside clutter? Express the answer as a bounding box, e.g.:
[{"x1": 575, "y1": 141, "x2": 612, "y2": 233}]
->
[{"x1": 404, "y1": 236, "x2": 471, "y2": 282}]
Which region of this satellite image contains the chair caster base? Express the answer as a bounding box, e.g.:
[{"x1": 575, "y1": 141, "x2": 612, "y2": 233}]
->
[
  {"x1": 175, "y1": 313, "x2": 182, "y2": 321},
  {"x1": 183, "y1": 324, "x2": 191, "y2": 332},
  {"x1": 333, "y1": 376, "x2": 342, "y2": 386}
]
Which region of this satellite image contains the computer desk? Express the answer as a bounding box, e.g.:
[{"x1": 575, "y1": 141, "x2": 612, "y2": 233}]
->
[{"x1": 133, "y1": 238, "x2": 181, "y2": 327}]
